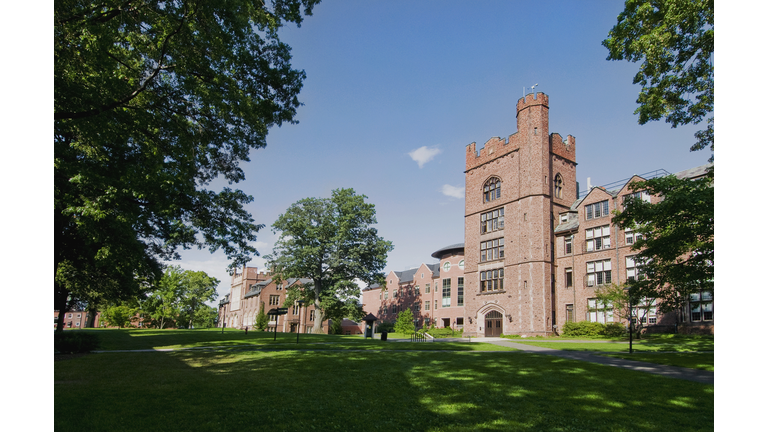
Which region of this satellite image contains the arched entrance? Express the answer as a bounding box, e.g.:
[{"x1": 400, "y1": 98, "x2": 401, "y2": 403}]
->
[{"x1": 485, "y1": 310, "x2": 503, "y2": 337}]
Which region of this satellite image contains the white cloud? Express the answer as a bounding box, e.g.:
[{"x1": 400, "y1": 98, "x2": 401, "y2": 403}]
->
[
  {"x1": 441, "y1": 184, "x2": 465, "y2": 199},
  {"x1": 408, "y1": 146, "x2": 442, "y2": 168}
]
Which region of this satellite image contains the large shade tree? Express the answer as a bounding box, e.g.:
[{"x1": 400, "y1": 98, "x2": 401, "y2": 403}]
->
[
  {"x1": 603, "y1": 0, "x2": 714, "y2": 157},
  {"x1": 54, "y1": 0, "x2": 319, "y2": 332},
  {"x1": 266, "y1": 188, "x2": 393, "y2": 334}
]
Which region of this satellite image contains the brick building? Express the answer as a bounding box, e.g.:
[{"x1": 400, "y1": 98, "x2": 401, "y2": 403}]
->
[
  {"x1": 361, "y1": 92, "x2": 712, "y2": 337},
  {"x1": 361, "y1": 244, "x2": 466, "y2": 331},
  {"x1": 54, "y1": 310, "x2": 101, "y2": 329},
  {"x1": 218, "y1": 266, "x2": 329, "y2": 333}
]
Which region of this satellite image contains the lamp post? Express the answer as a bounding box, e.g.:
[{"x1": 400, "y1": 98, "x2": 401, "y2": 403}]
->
[
  {"x1": 296, "y1": 300, "x2": 304, "y2": 344},
  {"x1": 625, "y1": 284, "x2": 634, "y2": 354}
]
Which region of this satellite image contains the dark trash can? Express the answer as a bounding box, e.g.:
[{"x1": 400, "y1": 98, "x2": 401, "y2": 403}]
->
[{"x1": 381, "y1": 330, "x2": 388, "y2": 341}]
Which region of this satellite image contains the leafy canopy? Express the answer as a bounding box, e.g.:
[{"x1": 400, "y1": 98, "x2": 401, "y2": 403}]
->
[
  {"x1": 267, "y1": 188, "x2": 393, "y2": 333},
  {"x1": 54, "y1": 0, "x2": 319, "y2": 326},
  {"x1": 612, "y1": 172, "x2": 714, "y2": 315},
  {"x1": 603, "y1": 0, "x2": 714, "y2": 156}
]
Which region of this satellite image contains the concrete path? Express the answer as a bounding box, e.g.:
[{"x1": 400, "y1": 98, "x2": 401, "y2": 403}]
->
[{"x1": 477, "y1": 337, "x2": 714, "y2": 385}]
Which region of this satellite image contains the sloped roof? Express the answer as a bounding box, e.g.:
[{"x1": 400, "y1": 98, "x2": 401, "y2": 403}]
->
[{"x1": 675, "y1": 163, "x2": 712, "y2": 180}]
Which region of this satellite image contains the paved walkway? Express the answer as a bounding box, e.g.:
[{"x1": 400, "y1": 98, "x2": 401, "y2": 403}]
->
[{"x1": 471, "y1": 337, "x2": 714, "y2": 385}]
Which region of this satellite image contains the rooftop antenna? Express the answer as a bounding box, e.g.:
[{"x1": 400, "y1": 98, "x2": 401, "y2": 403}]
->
[{"x1": 531, "y1": 83, "x2": 538, "y2": 94}]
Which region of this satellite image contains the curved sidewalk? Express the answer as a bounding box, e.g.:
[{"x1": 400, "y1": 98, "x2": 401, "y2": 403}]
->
[{"x1": 479, "y1": 338, "x2": 714, "y2": 385}]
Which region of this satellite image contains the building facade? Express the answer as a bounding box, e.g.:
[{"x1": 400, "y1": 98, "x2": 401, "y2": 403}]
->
[
  {"x1": 361, "y1": 92, "x2": 712, "y2": 336},
  {"x1": 218, "y1": 266, "x2": 329, "y2": 333}
]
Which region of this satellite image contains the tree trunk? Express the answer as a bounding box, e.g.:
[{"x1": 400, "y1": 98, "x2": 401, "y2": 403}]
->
[
  {"x1": 55, "y1": 283, "x2": 70, "y2": 333},
  {"x1": 312, "y1": 281, "x2": 324, "y2": 334}
]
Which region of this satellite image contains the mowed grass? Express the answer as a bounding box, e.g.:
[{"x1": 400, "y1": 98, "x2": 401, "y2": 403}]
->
[
  {"x1": 75, "y1": 328, "x2": 513, "y2": 352},
  {"x1": 55, "y1": 330, "x2": 713, "y2": 431},
  {"x1": 508, "y1": 334, "x2": 714, "y2": 371}
]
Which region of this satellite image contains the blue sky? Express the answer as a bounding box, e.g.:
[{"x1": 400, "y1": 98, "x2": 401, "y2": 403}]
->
[{"x1": 171, "y1": 0, "x2": 715, "y2": 301}]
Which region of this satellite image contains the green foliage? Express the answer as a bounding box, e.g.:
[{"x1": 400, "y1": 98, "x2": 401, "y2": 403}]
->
[
  {"x1": 421, "y1": 327, "x2": 463, "y2": 338},
  {"x1": 255, "y1": 302, "x2": 269, "y2": 331},
  {"x1": 612, "y1": 173, "x2": 713, "y2": 317},
  {"x1": 394, "y1": 309, "x2": 415, "y2": 334},
  {"x1": 102, "y1": 303, "x2": 139, "y2": 328},
  {"x1": 604, "y1": 322, "x2": 628, "y2": 338},
  {"x1": 562, "y1": 321, "x2": 609, "y2": 337},
  {"x1": 141, "y1": 266, "x2": 219, "y2": 329},
  {"x1": 376, "y1": 322, "x2": 395, "y2": 333},
  {"x1": 603, "y1": 0, "x2": 714, "y2": 157},
  {"x1": 54, "y1": 0, "x2": 319, "y2": 331},
  {"x1": 54, "y1": 331, "x2": 101, "y2": 354},
  {"x1": 267, "y1": 188, "x2": 393, "y2": 333}
]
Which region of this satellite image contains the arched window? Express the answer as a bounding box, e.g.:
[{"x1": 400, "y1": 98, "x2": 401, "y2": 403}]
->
[
  {"x1": 483, "y1": 177, "x2": 501, "y2": 202},
  {"x1": 554, "y1": 174, "x2": 563, "y2": 199}
]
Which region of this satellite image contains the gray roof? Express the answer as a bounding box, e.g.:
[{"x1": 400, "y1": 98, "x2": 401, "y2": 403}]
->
[
  {"x1": 431, "y1": 243, "x2": 465, "y2": 259},
  {"x1": 395, "y1": 268, "x2": 419, "y2": 283},
  {"x1": 244, "y1": 278, "x2": 272, "y2": 298},
  {"x1": 674, "y1": 163, "x2": 712, "y2": 180}
]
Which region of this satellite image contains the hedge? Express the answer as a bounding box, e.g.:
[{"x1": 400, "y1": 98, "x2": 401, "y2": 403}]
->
[{"x1": 54, "y1": 331, "x2": 101, "y2": 354}]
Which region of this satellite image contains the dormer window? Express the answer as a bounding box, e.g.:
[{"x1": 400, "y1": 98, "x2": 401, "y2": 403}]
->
[{"x1": 484, "y1": 177, "x2": 501, "y2": 202}]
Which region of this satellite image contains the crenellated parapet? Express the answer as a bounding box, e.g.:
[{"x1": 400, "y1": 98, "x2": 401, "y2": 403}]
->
[
  {"x1": 550, "y1": 132, "x2": 576, "y2": 163},
  {"x1": 516, "y1": 92, "x2": 549, "y2": 115}
]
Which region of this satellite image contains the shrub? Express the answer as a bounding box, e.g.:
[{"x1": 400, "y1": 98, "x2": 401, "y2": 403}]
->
[
  {"x1": 423, "y1": 327, "x2": 463, "y2": 338},
  {"x1": 562, "y1": 321, "x2": 605, "y2": 337},
  {"x1": 376, "y1": 321, "x2": 394, "y2": 333},
  {"x1": 604, "y1": 322, "x2": 627, "y2": 337},
  {"x1": 394, "y1": 309, "x2": 415, "y2": 334},
  {"x1": 54, "y1": 332, "x2": 101, "y2": 354}
]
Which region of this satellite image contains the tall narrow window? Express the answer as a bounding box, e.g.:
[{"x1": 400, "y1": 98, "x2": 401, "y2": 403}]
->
[
  {"x1": 483, "y1": 177, "x2": 501, "y2": 203},
  {"x1": 457, "y1": 277, "x2": 464, "y2": 306},
  {"x1": 564, "y1": 236, "x2": 572, "y2": 254},
  {"x1": 442, "y1": 279, "x2": 451, "y2": 307},
  {"x1": 565, "y1": 268, "x2": 573, "y2": 288},
  {"x1": 554, "y1": 174, "x2": 563, "y2": 198}
]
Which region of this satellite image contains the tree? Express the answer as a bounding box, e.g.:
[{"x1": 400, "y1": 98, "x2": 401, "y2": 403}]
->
[
  {"x1": 189, "y1": 305, "x2": 219, "y2": 329},
  {"x1": 101, "y1": 302, "x2": 139, "y2": 328},
  {"x1": 144, "y1": 266, "x2": 185, "y2": 329},
  {"x1": 266, "y1": 188, "x2": 393, "y2": 333},
  {"x1": 603, "y1": 0, "x2": 714, "y2": 157},
  {"x1": 178, "y1": 271, "x2": 219, "y2": 329},
  {"x1": 54, "y1": 0, "x2": 320, "y2": 332},
  {"x1": 394, "y1": 309, "x2": 415, "y2": 334},
  {"x1": 611, "y1": 173, "x2": 714, "y2": 321},
  {"x1": 594, "y1": 283, "x2": 655, "y2": 339},
  {"x1": 255, "y1": 302, "x2": 269, "y2": 331}
]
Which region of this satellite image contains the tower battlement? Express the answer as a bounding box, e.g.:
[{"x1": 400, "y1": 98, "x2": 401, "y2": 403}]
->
[{"x1": 516, "y1": 92, "x2": 549, "y2": 115}]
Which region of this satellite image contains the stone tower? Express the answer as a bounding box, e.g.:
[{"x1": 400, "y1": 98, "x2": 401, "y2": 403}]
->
[{"x1": 463, "y1": 92, "x2": 577, "y2": 337}]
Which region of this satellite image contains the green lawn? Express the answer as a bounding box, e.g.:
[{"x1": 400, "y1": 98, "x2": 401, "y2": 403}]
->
[
  {"x1": 75, "y1": 328, "x2": 513, "y2": 352},
  {"x1": 55, "y1": 330, "x2": 713, "y2": 431}
]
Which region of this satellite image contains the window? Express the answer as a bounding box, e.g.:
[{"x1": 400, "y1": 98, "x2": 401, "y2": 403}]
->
[
  {"x1": 689, "y1": 291, "x2": 713, "y2": 322},
  {"x1": 480, "y1": 268, "x2": 504, "y2": 292},
  {"x1": 425, "y1": 284, "x2": 430, "y2": 294},
  {"x1": 414, "y1": 303, "x2": 421, "y2": 313},
  {"x1": 394, "y1": 288, "x2": 399, "y2": 298},
  {"x1": 565, "y1": 268, "x2": 573, "y2": 288},
  {"x1": 483, "y1": 177, "x2": 501, "y2": 202},
  {"x1": 481, "y1": 208, "x2": 505, "y2": 233},
  {"x1": 564, "y1": 236, "x2": 572, "y2": 254},
  {"x1": 434, "y1": 300, "x2": 438, "y2": 310},
  {"x1": 554, "y1": 174, "x2": 563, "y2": 198},
  {"x1": 384, "y1": 290, "x2": 388, "y2": 300},
  {"x1": 585, "y1": 200, "x2": 610, "y2": 220},
  {"x1": 75, "y1": 321, "x2": 80, "y2": 327},
  {"x1": 293, "y1": 303, "x2": 300, "y2": 315},
  {"x1": 309, "y1": 310, "x2": 315, "y2": 321},
  {"x1": 626, "y1": 256, "x2": 645, "y2": 281},
  {"x1": 443, "y1": 261, "x2": 451, "y2": 272},
  {"x1": 480, "y1": 238, "x2": 505, "y2": 262},
  {"x1": 425, "y1": 300, "x2": 430, "y2": 311},
  {"x1": 269, "y1": 295, "x2": 280, "y2": 306},
  {"x1": 634, "y1": 297, "x2": 657, "y2": 324},
  {"x1": 625, "y1": 227, "x2": 642, "y2": 245},
  {"x1": 276, "y1": 283, "x2": 283, "y2": 290},
  {"x1": 586, "y1": 259, "x2": 612, "y2": 286},
  {"x1": 585, "y1": 225, "x2": 611, "y2": 251},
  {"x1": 442, "y1": 279, "x2": 451, "y2": 307},
  {"x1": 459, "y1": 260, "x2": 465, "y2": 270},
  {"x1": 622, "y1": 191, "x2": 650, "y2": 208},
  {"x1": 565, "y1": 304, "x2": 574, "y2": 323},
  {"x1": 415, "y1": 285, "x2": 420, "y2": 295},
  {"x1": 379, "y1": 292, "x2": 382, "y2": 300},
  {"x1": 457, "y1": 277, "x2": 464, "y2": 306},
  {"x1": 587, "y1": 298, "x2": 614, "y2": 323}
]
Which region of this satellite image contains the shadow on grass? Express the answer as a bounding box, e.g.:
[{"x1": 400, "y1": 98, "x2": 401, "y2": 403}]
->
[{"x1": 55, "y1": 346, "x2": 713, "y2": 431}]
